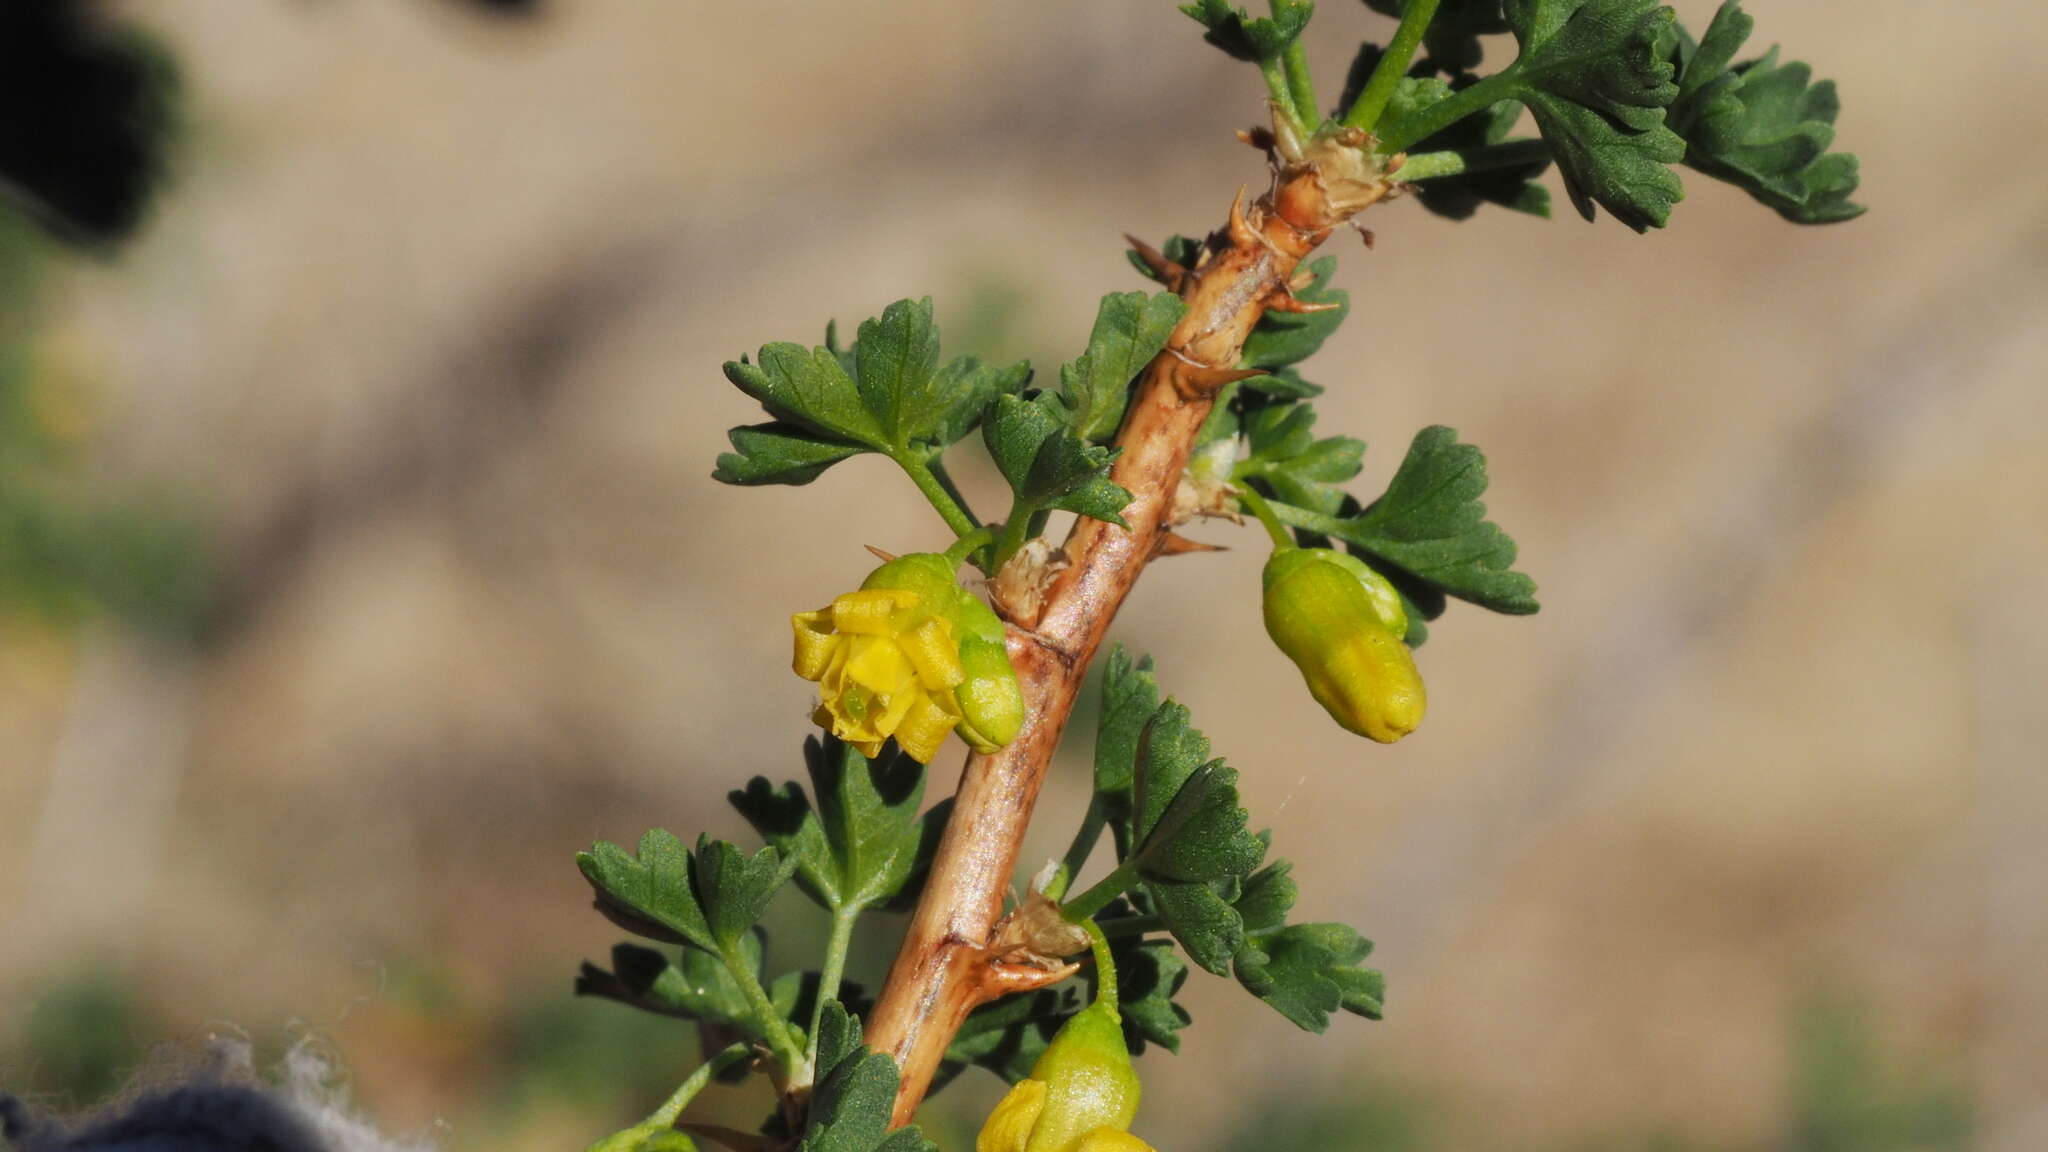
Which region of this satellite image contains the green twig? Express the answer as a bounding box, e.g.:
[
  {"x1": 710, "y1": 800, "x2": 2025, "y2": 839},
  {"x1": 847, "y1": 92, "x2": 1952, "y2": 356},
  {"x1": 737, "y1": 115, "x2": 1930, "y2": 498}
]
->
[
  {"x1": 1259, "y1": 56, "x2": 1304, "y2": 130},
  {"x1": 1083, "y1": 919, "x2": 1120, "y2": 1015},
  {"x1": 1375, "y1": 67, "x2": 1522, "y2": 153},
  {"x1": 1281, "y1": 39, "x2": 1320, "y2": 127},
  {"x1": 721, "y1": 942, "x2": 805, "y2": 1081},
  {"x1": 648, "y1": 1042, "x2": 755, "y2": 1129},
  {"x1": 901, "y1": 454, "x2": 981, "y2": 539},
  {"x1": 1344, "y1": 0, "x2": 1443, "y2": 131},
  {"x1": 942, "y1": 526, "x2": 995, "y2": 571},
  {"x1": 1059, "y1": 859, "x2": 1141, "y2": 923},
  {"x1": 1232, "y1": 481, "x2": 1296, "y2": 550},
  {"x1": 805, "y1": 908, "x2": 861, "y2": 1081},
  {"x1": 1056, "y1": 794, "x2": 1110, "y2": 897},
  {"x1": 1393, "y1": 138, "x2": 1552, "y2": 182}
]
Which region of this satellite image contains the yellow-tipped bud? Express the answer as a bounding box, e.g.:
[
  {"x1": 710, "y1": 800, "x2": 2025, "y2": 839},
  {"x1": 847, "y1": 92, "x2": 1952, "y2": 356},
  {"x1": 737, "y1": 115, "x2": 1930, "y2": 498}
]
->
[
  {"x1": 1262, "y1": 547, "x2": 1426, "y2": 743},
  {"x1": 792, "y1": 552, "x2": 1025, "y2": 764},
  {"x1": 977, "y1": 1001, "x2": 1154, "y2": 1152}
]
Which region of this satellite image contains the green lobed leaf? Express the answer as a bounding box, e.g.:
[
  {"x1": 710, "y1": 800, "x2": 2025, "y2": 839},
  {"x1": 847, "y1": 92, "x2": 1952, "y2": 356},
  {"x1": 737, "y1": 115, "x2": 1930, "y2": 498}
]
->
[
  {"x1": 713, "y1": 422, "x2": 867, "y2": 486},
  {"x1": 730, "y1": 735, "x2": 948, "y2": 915},
  {"x1": 1669, "y1": 2, "x2": 1863, "y2": 224},
  {"x1": 1240, "y1": 257, "x2": 1347, "y2": 372},
  {"x1": 1292, "y1": 426, "x2": 1539, "y2": 614},
  {"x1": 1180, "y1": 0, "x2": 1314, "y2": 63},
  {"x1": 1494, "y1": 0, "x2": 1687, "y2": 230},
  {"x1": 1060, "y1": 291, "x2": 1186, "y2": 441},
  {"x1": 800, "y1": 1004, "x2": 940, "y2": 1152},
  {"x1": 984, "y1": 392, "x2": 1132, "y2": 529},
  {"x1": 716, "y1": 298, "x2": 1027, "y2": 486},
  {"x1": 576, "y1": 831, "x2": 795, "y2": 955},
  {"x1": 1111, "y1": 937, "x2": 1194, "y2": 1054},
  {"x1": 1235, "y1": 922, "x2": 1386, "y2": 1030},
  {"x1": 577, "y1": 830, "x2": 713, "y2": 950},
  {"x1": 1235, "y1": 402, "x2": 1366, "y2": 516},
  {"x1": 575, "y1": 939, "x2": 758, "y2": 1026},
  {"x1": 1092, "y1": 646, "x2": 1161, "y2": 810}
]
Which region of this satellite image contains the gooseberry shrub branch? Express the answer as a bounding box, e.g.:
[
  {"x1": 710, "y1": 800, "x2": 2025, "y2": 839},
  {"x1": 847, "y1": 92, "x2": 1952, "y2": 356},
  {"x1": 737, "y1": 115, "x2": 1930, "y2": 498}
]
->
[{"x1": 573, "y1": 3, "x2": 1861, "y2": 1149}]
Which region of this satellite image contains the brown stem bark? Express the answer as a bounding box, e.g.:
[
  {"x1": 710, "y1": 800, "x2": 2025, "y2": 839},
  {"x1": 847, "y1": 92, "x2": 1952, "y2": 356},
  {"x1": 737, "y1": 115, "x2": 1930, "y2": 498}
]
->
[{"x1": 863, "y1": 145, "x2": 1391, "y2": 1127}]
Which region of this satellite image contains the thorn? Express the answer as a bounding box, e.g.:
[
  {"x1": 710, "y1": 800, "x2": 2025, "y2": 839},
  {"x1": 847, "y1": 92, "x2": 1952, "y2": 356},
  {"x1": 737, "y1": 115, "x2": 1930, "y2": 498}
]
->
[
  {"x1": 1158, "y1": 532, "x2": 1227, "y2": 557},
  {"x1": 1125, "y1": 233, "x2": 1187, "y2": 290},
  {"x1": 1265, "y1": 291, "x2": 1342, "y2": 315},
  {"x1": 1238, "y1": 125, "x2": 1277, "y2": 154},
  {"x1": 1385, "y1": 152, "x2": 1407, "y2": 176},
  {"x1": 1351, "y1": 220, "x2": 1377, "y2": 249},
  {"x1": 1227, "y1": 185, "x2": 1258, "y2": 248},
  {"x1": 863, "y1": 544, "x2": 898, "y2": 563},
  {"x1": 1179, "y1": 361, "x2": 1266, "y2": 395},
  {"x1": 1288, "y1": 268, "x2": 1317, "y2": 293}
]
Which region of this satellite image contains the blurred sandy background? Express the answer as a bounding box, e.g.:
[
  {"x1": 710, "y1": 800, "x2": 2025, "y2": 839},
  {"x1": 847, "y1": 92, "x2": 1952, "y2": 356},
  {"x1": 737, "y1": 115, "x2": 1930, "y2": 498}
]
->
[{"x1": 2, "y1": 1, "x2": 2043, "y2": 1149}]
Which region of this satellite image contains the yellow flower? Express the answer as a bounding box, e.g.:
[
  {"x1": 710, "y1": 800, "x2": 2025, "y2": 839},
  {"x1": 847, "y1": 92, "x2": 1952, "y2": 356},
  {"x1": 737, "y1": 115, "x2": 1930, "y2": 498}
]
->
[
  {"x1": 792, "y1": 552, "x2": 1024, "y2": 764},
  {"x1": 977, "y1": 1001, "x2": 1155, "y2": 1152},
  {"x1": 1262, "y1": 547, "x2": 1426, "y2": 743}
]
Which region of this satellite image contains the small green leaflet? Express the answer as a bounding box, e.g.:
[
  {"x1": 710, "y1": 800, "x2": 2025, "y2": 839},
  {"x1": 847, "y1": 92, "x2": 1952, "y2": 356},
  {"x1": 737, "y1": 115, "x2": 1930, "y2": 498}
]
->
[
  {"x1": 1241, "y1": 257, "x2": 1347, "y2": 372},
  {"x1": 576, "y1": 938, "x2": 759, "y2": 1025},
  {"x1": 1669, "y1": 2, "x2": 1864, "y2": 224},
  {"x1": 1180, "y1": 0, "x2": 1313, "y2": 63},
  {"x1": 577, "y1": 830, "x2": 796, "y2": 955},
  {"x1": 1061, "y1": 291, "x2": 1185, "y2": 442},
  {"x1": 1110, "y1": 937, "x2": 1194, "y2": 1053},
  {"x1": 800, "y1": 1003, "x2": 940, "y2": 1152},
  {"x1": 1236, "y1": 922, "x2": 1386, "y2": 1030},
  {"x1": 715, "y1": 298, "x2": 1028, "y2": 486},
  {"x1": 1088, "y1": 649, "x2": 1268, "y2": 974},
  {"x1": 730, "y1": 735, "x2": 950, "y2": 915},
  {"x1": 984, "y1": 393, "x2": 1133, "y2": 530},
  {"x1": 1496, "y1": 0, "x2": 1687, "y2": 231},
  {"x1": 1269, "y1": 426, "x2": 1538, "y2": 616},
  {"x1": 1235, "y1": 403, "x2": 1365, "y2": 516},
  {"x1": 1080, "y1": 653, "x2": 1386, "y2": 1032}
]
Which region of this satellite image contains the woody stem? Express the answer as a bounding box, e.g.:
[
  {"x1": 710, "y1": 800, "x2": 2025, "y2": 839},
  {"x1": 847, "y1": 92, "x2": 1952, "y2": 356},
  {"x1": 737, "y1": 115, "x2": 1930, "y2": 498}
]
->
[{"x1": 862, "y1": 144, "x2": 1388, "y2": 1128}]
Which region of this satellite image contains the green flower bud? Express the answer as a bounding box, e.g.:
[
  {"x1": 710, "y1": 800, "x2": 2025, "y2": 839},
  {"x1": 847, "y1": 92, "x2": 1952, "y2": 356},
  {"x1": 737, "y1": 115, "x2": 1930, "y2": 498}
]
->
[
  {"x1": 977, "y1": 1001, "x2": 1150, "y2": 1152},
  {"x1": 1262, "y1": 547, "x2": 1426, "y2": 743},
  {"x1": 792, "y1": 552, "x2": 1025, "y2": 764}
]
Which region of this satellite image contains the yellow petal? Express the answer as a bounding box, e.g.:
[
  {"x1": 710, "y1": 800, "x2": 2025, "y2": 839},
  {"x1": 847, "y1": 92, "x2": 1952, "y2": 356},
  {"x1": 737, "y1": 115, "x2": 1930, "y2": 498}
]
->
[
  {"x1": 899, "y1": 617, "x2": 965, "y2": 691},
  {"x1": 870, "y1": 681, "x2": 919, "y2": 741},
  {"x1": 1073, "y1": 1130, "x2": 1157, "y2": 1152},
  {"x1": 792, "y1": 610, "x2": 841, "y2": 681},
  {"x1": 977, "y1": 1079, "x2": 1047, "y2": 1152},
  {"x1": 894, "y1": 692, "x2": 960, "y2": 765},
  {"x1": 845, "y1": 636, "x2": 914, "y2": 695},
  {"x1": 831, "y1": 589, "x2": 917, "y2": 635}
]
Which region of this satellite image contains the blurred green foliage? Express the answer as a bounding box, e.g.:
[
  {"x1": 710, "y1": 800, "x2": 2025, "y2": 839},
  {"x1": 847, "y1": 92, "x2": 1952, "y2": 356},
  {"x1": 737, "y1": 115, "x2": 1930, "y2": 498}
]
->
[
  {"x1": 0, "y1": 209, "x2": 206, "y2": 636},
  {"x1": 9, "y1": 968, "x2": 152, "y2": 1106}
]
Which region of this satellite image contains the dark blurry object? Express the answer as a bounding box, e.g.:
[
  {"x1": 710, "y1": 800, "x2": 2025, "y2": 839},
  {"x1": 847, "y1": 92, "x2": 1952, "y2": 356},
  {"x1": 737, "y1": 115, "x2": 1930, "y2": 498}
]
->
[
  {"x1": 441, "y1": 0, "x2": 543, "y2": 16},
  {"x1": 0, "y1": 0, "x2": 177, "y2": 246},
  {"x1": 0, "y1": 1088, "x2": 322, "y2": 1152}
]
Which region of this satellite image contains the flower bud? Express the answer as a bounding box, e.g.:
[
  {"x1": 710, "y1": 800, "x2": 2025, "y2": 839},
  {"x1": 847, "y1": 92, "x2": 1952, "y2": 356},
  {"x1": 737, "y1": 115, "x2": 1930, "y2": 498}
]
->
[
  {"x1": 1262, "y1": 547, "x2": 1426, "y2": 743},
  {"x1": 977, "y1": 1001, "x2": 1153, "y2": 1152},
  {"x1": 792, "y1": 552, "x2": 1025, "y2": 764}
]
